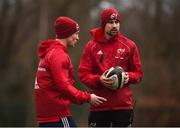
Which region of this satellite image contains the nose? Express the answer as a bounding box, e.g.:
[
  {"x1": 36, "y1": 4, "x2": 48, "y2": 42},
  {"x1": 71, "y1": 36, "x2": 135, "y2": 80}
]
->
[
  {"x1": 76, "y1": 35, "x2": 79, "y2": 41},
  {"x1": 112, "y1": 22, "x2": 118, "y2": 27}
]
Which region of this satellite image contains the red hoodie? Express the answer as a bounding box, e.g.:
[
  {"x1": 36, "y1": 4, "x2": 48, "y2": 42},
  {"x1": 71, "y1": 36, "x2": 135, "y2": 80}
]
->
[
  {"x1": 34, "y1": 39, "x2": 90, "y2": 123},
  {"x1": 78, "y1": 27, "x2": 142, "y2": 111}
]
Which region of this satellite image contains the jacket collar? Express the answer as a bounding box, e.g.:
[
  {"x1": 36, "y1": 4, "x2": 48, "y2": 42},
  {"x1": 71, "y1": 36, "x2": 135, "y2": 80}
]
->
[
  {"x1": 90, "y1": 27, "x2": 120, "y2": 43},
  {"x1": 38, "y1": 39, "x2": 67, "y2": 58}
]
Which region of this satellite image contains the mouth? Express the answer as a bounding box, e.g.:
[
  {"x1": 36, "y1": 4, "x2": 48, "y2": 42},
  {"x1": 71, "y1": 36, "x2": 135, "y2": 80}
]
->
[
  {"x1": 110, "y1": 30, "x2": 118, "y2": 34},
  {"x1": 110, "y1": 29, "x2": 118, "y2": 33}
]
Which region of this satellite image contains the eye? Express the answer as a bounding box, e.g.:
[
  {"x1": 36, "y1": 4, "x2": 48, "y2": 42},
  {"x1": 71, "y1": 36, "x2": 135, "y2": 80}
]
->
[
  {"x1": 108, "y1": 21, "x2": 114, "y2": 24},
  {"x1": 108, "y1": 20, "x2": 119, "y2": 24},
  {"x1": 115, "y1": 21, "x2": 119, "y2": 24}
]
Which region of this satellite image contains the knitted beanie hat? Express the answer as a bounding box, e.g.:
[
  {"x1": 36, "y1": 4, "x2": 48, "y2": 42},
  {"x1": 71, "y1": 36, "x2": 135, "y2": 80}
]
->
[
  {"x1": 54, "y1": 16, "x2": 80, "y2": 38},
  {"x1": 101, "y1": 8, "x2": 121, "y2": 28}
]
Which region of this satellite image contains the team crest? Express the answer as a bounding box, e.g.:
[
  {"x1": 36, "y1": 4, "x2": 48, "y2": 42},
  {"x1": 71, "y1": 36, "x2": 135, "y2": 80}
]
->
[
  {"x1": 110, "y1": 13, "x2": 118, "y2": 20},
  {"x1": 117, "y1": 48, "x2": 125, "y2": 54},
  {"x1": 76, "y1": 24, "x2": 79, "y2": 31}
]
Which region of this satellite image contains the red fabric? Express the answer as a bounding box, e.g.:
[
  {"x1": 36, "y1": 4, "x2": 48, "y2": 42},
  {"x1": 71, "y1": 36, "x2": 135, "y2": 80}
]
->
[
  {"x1": 78, "y1": 27, "x2": 142, "y2": 111},
  {"x1": 54, "y1": 16, "x2": 80, "y2": 39},
  {"x1": 35, "y1": 39, "x2": 90, "y2": 123},
  {"x1": 101, "y1": 8, "x2": 121, "y2": 27}
]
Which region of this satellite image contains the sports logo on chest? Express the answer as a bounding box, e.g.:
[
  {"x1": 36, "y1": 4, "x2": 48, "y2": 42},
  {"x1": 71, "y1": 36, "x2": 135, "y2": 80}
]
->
[
  {"x1": 97, "y1": 50, "x2": 103, "y2": 63},
  {"x1": 115, "y1": 48, "x2": 126, "y2": 59},
  {"x1": 97, "y1": 50, "x2": 103, "y2": 55}
]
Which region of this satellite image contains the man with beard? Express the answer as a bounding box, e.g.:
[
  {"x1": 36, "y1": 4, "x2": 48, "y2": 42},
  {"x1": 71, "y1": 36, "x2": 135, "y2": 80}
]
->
[{"x1": 78, "y1": 8, "x2": 143, "y2": 127}]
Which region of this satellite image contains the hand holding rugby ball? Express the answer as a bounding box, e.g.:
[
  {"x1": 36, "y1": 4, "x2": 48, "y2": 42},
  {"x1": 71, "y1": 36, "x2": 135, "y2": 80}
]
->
[{"x1": 105, "y1": 66, "x2": 126, "y2": 90}]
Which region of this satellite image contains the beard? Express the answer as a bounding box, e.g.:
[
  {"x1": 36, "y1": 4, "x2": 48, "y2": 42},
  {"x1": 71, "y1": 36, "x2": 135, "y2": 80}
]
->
[{"x1": 107, "y1": 28, "x2": 119, "y2": 38}]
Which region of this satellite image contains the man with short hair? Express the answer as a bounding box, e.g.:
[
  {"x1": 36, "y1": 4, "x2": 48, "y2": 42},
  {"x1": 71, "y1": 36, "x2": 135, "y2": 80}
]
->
[
  {"x1": 34, "y1": 16, "x2": 107, "y2": 127},
  {"x1": 78, "y1": 8, "x2": 143, "y2": 127}
]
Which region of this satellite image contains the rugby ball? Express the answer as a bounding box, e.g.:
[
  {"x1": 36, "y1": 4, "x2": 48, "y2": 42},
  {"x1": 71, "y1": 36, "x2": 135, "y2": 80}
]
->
[{"x1": 105, "y1": 66, "x2": 125, "y2": 90}]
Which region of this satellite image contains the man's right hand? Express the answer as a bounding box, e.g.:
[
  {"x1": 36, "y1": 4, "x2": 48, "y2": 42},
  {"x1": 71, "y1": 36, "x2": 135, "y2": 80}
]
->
[
  {"x1": 100, "y1": 70, "x2": 114, "y2": 89},
  {"x1": 89, "y1": 94, "x2": 107, "y2": 107}
]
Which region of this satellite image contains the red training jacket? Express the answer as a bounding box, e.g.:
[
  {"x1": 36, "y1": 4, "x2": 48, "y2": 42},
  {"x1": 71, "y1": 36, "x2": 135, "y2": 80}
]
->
[
  {"x1": 34, "y1": 39, "x2": 90, "y2": 123},
  {"x1": 78, "y1": 27, "x2": 142, "y2": 111}
]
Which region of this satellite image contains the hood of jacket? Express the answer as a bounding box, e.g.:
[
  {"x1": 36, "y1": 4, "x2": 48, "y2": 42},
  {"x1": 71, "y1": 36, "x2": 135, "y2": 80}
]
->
[
  {"x1": 38, "y1": 39, "x2": 66, "y2": 58},
  {"x1": 90, "y1": 27, "x2": 120, "y2": 43}
]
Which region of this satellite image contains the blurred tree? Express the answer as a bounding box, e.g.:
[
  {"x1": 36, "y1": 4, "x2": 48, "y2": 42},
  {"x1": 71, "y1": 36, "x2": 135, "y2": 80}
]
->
[
  {"x1": 121, "y1": 0, "x2": 180, "y2": 126},
  {"x1": 0, "y1": 0, "x2": 39, "y2": 126}
]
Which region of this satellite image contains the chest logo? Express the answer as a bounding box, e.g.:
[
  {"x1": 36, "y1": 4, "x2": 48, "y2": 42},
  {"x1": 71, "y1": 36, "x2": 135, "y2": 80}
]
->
[
  {"x1": 115, "y1": 48, "x2": 126, "y2": 59},
  {"x1": 97, "y1": 50, "x2": 103, "y2": 63},
  {"x1": 117, "y1": 48, "x2": 125, "y2": 54},
  {"x1": 97, "y1": 50, "x2": 103, "y2": 55}
]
